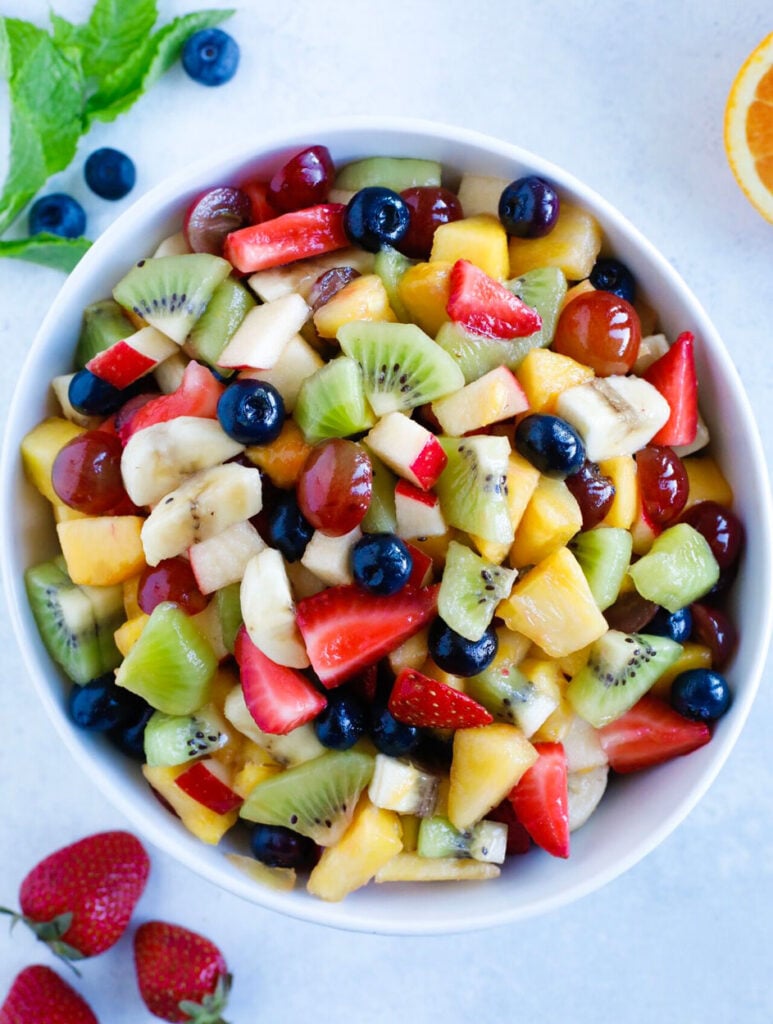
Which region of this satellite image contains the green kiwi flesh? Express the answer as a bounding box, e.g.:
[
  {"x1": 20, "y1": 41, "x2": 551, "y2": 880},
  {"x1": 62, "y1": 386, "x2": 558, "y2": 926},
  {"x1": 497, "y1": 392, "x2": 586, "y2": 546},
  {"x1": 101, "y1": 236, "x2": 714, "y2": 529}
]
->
[
  {"x1": 569, "y1": 527, "x2": 633, "y2": 611},
  {"x1": 360, "y1": 447, "x2": 398, "y2": 534},
  {"x1": 334, "y1": 157, "x2": 442, "y2": 192},
  {"x1": 74, "y1": 299, "x2": 132, "y2": 368},
  {"x1": 115, "y1": 601, "x2": 217, "y2": 715},
  {"x1": 294, "y1": 355, "x2": 375, "y2": 444},
  {"x1": 628, "y1": 523, "x2": 720, "y2": 613},
  {"x1": 417, "y1": 816, "x2": 505, "y2": 863},
  {"x1": 507, "y1": 266, "x2": 567, "y2": 348},
  {"x1": 186, "y1": 277, "x2": 255, "y2": 371},
  {"x1": 215, "y1": 582, "x2": 243, "y2": 655},
  {"x1": 438, "y1": 540, "x2": 515, "y2": 641},
  {"x1": 373, "y1": 246, "x2": 415, "y2": 322},
  {"x1": 465, "y1": 655, "x2": 552, "y2": 735},
  {"x1": 143, "y1": 705, "x2": 230, "y2": 767},
  {"x1": 338, "y1": 321, "x2": 464, "y2": 416},
  {"x1": 566, "y1": 630, "x2": 683, "y2": 728},
  {"x1": 434, "y1": 435, "x2": 513, "y2": 544},
  {"x1": 24, "y1": 558, "x2": 124, "y2": 685},
  {"x1": 112, "y1": 254, "x2": 231, "y2": 344},
  {"x1": 239, "y1": 749, "x2": 375, "y2": 845}
]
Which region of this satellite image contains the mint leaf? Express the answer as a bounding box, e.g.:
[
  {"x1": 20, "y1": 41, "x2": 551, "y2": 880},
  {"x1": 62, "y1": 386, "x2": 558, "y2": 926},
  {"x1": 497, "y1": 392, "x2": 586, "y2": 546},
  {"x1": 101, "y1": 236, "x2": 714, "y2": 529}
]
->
[
  {"x1": 72, "y1": 0, "x2": 159, "y2": 84},
  {"x1": 85, "y1": 8, "x2": 234, "y2": 125},
  {"x1": 0, "y1": 233, "x2": 91, "y2": 272}
]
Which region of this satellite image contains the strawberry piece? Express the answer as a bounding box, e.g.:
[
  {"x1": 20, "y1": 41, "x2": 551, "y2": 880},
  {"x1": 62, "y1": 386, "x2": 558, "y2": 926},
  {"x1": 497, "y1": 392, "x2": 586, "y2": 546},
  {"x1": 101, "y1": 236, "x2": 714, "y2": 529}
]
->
[
  {"x1": 119, "y1": 360, "x2": 224, "y2": 442},
  {"x1": 224, "y1": 203, "x2": 349, "y2": 273},
  {"x1": 508, "y1": 742, "x2": 570, "y2": 859},
  {"x1": 643, "y1": 331, "x2": 698, "y2": 446},
  {"x1": 241, "y1": 179, "x2": 276, "y2": 224},
  {"x1": 0, "y1": 965, "x2": 99, "y2": 1024},
  {"x1": 234, "y1": 625, "x2": 326, "y2": 734},
  {"x1": 446, "y1": 259, "x2": 542, "y2": 339},
  {"x1": 404, "y1": 542, "x2": 434, "y2": 588},
  {"x1": 0, "y1": 831, "x2": 149, "y2": 962},
  {"x1": 134, "y1": 920, "x2": 230, "y2": 1024},
  {"x1": 598, "y1": 695, "x2": 711, "y2": 773},
  {"x1": 388, "y1": 667, "x2": 493, "y2": 729},
  {"x1": 487, "y1": 800, "x2": 533, "y2": 855},
  {"x1": 296, "y1": 584, "x2": 440, "y2": 688}
]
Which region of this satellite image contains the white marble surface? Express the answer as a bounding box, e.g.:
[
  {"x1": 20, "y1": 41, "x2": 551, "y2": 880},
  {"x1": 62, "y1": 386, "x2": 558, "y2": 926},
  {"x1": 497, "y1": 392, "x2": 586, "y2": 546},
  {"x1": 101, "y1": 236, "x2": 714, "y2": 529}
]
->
[{"x1": 1, "y1": 1, "x2": 772, "y2": 1020}]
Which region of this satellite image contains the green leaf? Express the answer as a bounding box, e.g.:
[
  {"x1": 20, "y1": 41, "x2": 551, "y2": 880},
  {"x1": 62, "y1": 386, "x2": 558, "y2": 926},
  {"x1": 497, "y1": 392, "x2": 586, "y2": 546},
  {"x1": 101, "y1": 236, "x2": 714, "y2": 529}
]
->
[
  {"x1": 85, "y1": 8, "x2": 235, "y2": 125},
  {"x1": 75, "y1": 0, "x2": 159, "y2": 84},
  {"x1": 0, "y1": 234, "x2": 91, "y2": 272}
]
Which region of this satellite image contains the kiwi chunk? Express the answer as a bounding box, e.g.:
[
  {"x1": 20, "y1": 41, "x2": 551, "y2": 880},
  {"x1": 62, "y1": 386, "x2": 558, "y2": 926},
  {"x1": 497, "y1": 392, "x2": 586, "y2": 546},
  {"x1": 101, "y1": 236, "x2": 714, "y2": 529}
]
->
[
  {"x1": 186, "y1": 277, "x2": 255, "y2": 371},
  {"x1": 628, "y1": 523, "x2": 720, "y2": 613},
  {"x1": 417, "y1": 816, "x2": 507, "y2": 864},
  {"x1": 74, "y1": 299, "x2": 132, "y2": 367},
  {"x1": 215, "y1": 582, "x2": 243, "y2": 655},
  {"x1": 239, "y1": 749, "x2": 375, "y2": 845},
  {"x1": 115, "y1": 601, "x2": 217, "y2": 715},
  {"x1": 338, "y1": 320, "x2": 464, "y2": 416},
  {"x1": 113, "y1": 254, "x2": 231, "y2": 344},
  {"x1": 373, "y1": 247, "x2": 415, "y2": 322},
  {"x1": 24, "y1": 558, "x2": 124, "y2": 684},
  {"x1": 466, "y1": 639, "x2": 557, "y2": 736},
  {"x1": 434, "y1": 435, "x2": 513, "y2": 545},
  {"x1": 566, "y1": 630, "x2": 683, "y2": 728},
  {"x1": 335, "y1": 157, "x2": 442, "y2": 192},
  {"x1": 143, "y1": 705, "x2": 230, "y2": 767},
  {"x1": 294, "y1": 356, "x2": 375, "y2": 444},
  {"x1": 569, "y1": 527, "x2": 633, "y2": 611},
  {"x1": 507, "y1": 266, "x2": 567, "y2": 348},
  {"x1": 360, "y1": 447, "x2": 398, "y2": 533},
  {"x1": 438, "y1": 540, "x2": 515, "y2": 642}
]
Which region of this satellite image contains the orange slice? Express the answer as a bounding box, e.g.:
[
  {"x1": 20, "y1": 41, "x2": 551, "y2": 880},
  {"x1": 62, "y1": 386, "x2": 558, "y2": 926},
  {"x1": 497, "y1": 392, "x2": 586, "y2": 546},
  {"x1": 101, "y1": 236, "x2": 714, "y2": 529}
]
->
[{"x1": 725, "y1": 31, "x2": 773, "y2": 223}]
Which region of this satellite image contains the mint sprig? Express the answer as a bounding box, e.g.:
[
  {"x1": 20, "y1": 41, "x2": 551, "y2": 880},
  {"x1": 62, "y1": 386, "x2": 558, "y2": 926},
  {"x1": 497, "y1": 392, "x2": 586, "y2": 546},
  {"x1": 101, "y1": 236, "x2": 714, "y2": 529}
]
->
[{"x1": 0, "y1": 0, "x2": 234, "y2": 271}]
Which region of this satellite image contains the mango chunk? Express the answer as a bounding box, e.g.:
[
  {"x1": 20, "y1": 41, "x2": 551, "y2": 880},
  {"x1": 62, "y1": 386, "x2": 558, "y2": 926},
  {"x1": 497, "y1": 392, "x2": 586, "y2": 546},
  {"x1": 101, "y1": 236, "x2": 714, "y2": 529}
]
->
[
  {"x1": 57, "y1": 516, "x2": 146, "y2": 586},
  {"x1": 430, "y1": 214, "x2": 510, "y2": 280}
]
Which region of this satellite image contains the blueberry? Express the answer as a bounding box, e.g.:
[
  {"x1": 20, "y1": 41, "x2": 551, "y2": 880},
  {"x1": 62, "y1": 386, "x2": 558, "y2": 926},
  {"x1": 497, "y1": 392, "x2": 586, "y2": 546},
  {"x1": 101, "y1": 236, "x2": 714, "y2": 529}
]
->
[
  {"x1": 84, "y1": 148, "x2": 136, "y2": 201},
  {"x1": 515, "y1": 413, "x2": 586, "y2": 478},
  {"x1": 314, "y1": 691, "x2": 367, "y2": 750},
  {"x1": 108, "y1": 705, "x2": 154, "y2": 760},
  {"x1": 371, "y1": 704, "x2": 420, "y2": 757},
  {"x1": 428, "y1": 619, "x2": 498, "y2": 677},
  {"x1": 217, "y1": 379, "x2": 285, "y2": 445},
  {"x1": 28, "y1": 193, "x2": 86, "y2": 239},
  {"x1": 498, "y1": 176, "x2": 559, "y2": 239},
  {"x1": 267, "y1": 493, "x2": 313, "y2": 562},
  {"x1": 589, "y1": 257, "x2": 636, "y2": 303},
  {"x1": 68, "y1": 368, "x2": 126, "y2": 416},
  {"x1": 182, "y1": 28, "x2": 240, "y2": 86},
  {"x1": 250, "y1": 823, "x2": 318, "y2": 870},
  {"x1": 344, "y1": 187, "x2": 411, "y2": 252},
  {"x1": 670, "y1": 668, "x2": 731, "y2": 722},
  {"x1": 352, "y1": 533, "x2": 413, "y2": 595},
  {"x1": 647, "y1": 606, "x2": 693, "y2": 644},
  {"x1": 68, "y1": 675, "x2": 143, "y2": 731}
]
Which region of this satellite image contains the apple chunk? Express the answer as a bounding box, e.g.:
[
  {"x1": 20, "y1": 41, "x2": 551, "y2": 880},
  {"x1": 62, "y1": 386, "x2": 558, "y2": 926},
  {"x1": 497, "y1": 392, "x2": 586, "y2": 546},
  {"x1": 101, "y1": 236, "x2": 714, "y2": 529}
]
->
[
  {"x1": 431, "y1": 366, "x2": 529, "y2": 436},
  {"x1": 365, "y1": 412, "x2": 448, "y2": 490}
]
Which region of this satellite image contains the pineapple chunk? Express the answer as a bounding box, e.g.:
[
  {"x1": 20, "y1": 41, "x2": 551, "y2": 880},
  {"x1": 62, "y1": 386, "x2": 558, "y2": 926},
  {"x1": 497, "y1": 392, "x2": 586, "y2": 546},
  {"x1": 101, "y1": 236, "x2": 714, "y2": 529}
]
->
[
  {"x1": 52, "y1": 504, "x2": 89, "y2": 523},
  {"x1": 516, "y1": 348, "x2": 594, "y2": 414},
  {"x1": 123, "y1": 575, "x2": 143, "y2": 619},
  {"x1": 560, "y1": 279, "x2": 595, "y2": 310},
  {"x1": 498, "y1": 546, "x2": 608, "y2": 658},
  {"x1": 142, "y1": 764, "x2": 239, "y2": 845},
  {"x1": 448, "y1": 723, "x2": 537, "y2": 831},
  {"x1": 20, "y1": 417, "x2": 85, "y2": 503},
  {"x1": 430, "y1": 214, "x2": 509, "y2": 280},
  {"x1": 306, "y1": 796, "x2": 403, "y2": 902},
  {"x1": 375, "y1": 852, "x2": 499, "y2": 883},
  {"x1": 515, "y1": 657, "x2": 565, "y2": 736},
  {"x1": 114, "y1": 614, "x2": 149, "y2": 656},
  {"x1": 531, "y1": 696, "x2": 575, "y2": 742},
  {"x1": 509, "y1": 476, "x2": 583, "y2": 568},
  {"x1": 682, "y1": 455, "x2": 734, "y2": 509},
  {"x1": 508, "y1": 200, "x2": 602, "y2": 279},
  {"x1": 649, "y1": 642, "x2": 713, "y2": 697},
  {"x1": 388, "y1": 626, "x2": 430, "y2": 675},
  {"x1": 245, "y1": 418, "x2": 314, "y2": 490},
  {"x1": 505, "y1": 451, "x2": 541, "y2": 534},
  {"x1": 57, "y1": 516, "x2": 146, "y2": 586},
  {"x1": 397, "y1": 260, "x2": 452, "y2": 336},
  {"x1": 599, "y1": 455, "x2": 638, "y2": 530},
  {"x1": 313, "y1": 274, "x2": 397, "y2": 338},
  {"x1": 225, "y1": 853, "x2": 296, "y2": 892}
]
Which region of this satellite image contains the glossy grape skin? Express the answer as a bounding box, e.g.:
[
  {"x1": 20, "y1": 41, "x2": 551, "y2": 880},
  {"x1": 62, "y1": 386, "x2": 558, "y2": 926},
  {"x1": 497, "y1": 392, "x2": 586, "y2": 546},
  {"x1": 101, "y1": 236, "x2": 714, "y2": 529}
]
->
[
  {"x1": 268, "y1": 145, "x2": 335, "y2": 213},
  {"x1": 553, "y1": 291, "x2": 641, "y2": 376},
  {"x1": 344, "y1": 187, "x2": 411, "y2": 252},
  {"x1": 185, "y1": 186, "x2": 252, "y2": 255},
  {"x1": 589, "y1": 257, "x2": 636, "y2": 303},
  {"x1": 647, "y1": 605, "x2": 693, "y2": 643},
  {"x1": 84, "y1": 148, "x2": 136, "y2": 200},
  {"x1": 51, "y1": 430, "x2": 128, "y2": 514},
  {"x1": 690, "y1": 603, "x2": 738, "y2": 670},
  {"x1": 217, "y1": 379, "x2": 285, "y2": 445},
  {"x1": 267, "y1": 492, "x2": 313, "y2": 562},
  {"x1": 182, "y1": 28, "x2": 240, "y2": 86},
  {"x1": 604, "y1": 590, "x2": 658, "y2": 633},
  {"x1": 498, "y1": 176, "x2": 559, "y2": 238},
  {"x1": 428, "y1": 619, "x2": 498, "y2": 677},
  {"x1": 352, "y1": 533, "x2": 413, "y2": 595},
  {"x1": 397, "y1": 186, "x2": 463, "y2": 259},
  {"x1": 308, "y1": 266, "x2": 361, "y2": 312},
  {"x1": 137, "y1": 557, "x2": 209, "y2": 616},
  {"x1": 636, "y1": 446, "x2": 689, "y2": 527},
  {"x1": 680, "y1": 501, "x2": 744, "y2": 572},
  {"x1": 68, "y1": 675, "x2": 147, "y2": 731},
  {"x1": 670, "y1": 668, "x2": 731, "y2": 722},
  {"x1": 28, "y1": 193, "x2": 86, "y2": 238},
  {"x1": 68, "y1": 368, "x2": 126, "y2": 416},
  {"x1": 250, "y1": 823, "x2": 318, "y2": 870},
  {"x1": 296, "y1": 439, "x2": 372, "y2": 537},
  {"x1": 371, "y1": 704, "x2": 420, "y2": 757},
  {"x1": 565, "y1": 460, "x2": 616, "y2": 529},
  {"x1": 514, "y1": 414, "x2": 586, "y2": 478},
  {"x1": 314, "y1": 691, "x2": 367, "y2": 750}
]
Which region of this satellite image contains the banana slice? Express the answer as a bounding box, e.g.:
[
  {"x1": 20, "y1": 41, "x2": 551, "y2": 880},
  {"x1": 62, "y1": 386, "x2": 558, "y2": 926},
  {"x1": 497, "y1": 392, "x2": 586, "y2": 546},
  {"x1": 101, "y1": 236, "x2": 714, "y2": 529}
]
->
[
  {"x1": 140, "y1": 462, "x2": 262, "y2": 566},
  {"x1": 240, "y1": 546, "x2": 309, "y2": 669},
  {"x1": 567, "y1": 765, "x2": 609, "y2": 832},
  {"x1": 122, "y1": 416, "x2": 244, "y2": 506}
]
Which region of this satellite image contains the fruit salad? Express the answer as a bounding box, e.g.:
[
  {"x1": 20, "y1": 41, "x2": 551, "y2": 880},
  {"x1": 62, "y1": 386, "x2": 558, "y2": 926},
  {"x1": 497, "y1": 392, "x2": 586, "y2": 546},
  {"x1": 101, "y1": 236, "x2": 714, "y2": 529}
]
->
[{"x1": 20, "y1": 145, "x2": 744, "y2": 902}]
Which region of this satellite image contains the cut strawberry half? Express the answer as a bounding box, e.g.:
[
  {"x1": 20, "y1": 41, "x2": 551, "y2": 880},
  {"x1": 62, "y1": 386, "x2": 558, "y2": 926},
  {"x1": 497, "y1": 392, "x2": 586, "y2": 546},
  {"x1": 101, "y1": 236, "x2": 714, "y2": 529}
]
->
[
  {"x1": 119, "y1": 360, "x2": 224, "y2": 442},
  {"x1": 643, "y1": 331, "x2": 698, "y2": 446},
  {"x1": 446, "y1": 259, "x2": 542, "y2": 339},
  {"x1": 597, "y1": 695, "x2": 711, "y2": 773},
  {"x1": 235, "y1": 625, "x2": 326, "y2": 734},
  {"x1": 388, "y1": 667, "x2": 493, "y2": 729},
  {"x1": 296, "y1": 584, "x2": 440, "y2": 688},
  {"x1": 241, "y1": 179, "x2": 276, "y2": 224},
  {"x1": 507, "y1": 741, "x2": 569, "y2": 858},
  {"x1": 224, "y1": 203, "x2": 349, "y2": 273}
]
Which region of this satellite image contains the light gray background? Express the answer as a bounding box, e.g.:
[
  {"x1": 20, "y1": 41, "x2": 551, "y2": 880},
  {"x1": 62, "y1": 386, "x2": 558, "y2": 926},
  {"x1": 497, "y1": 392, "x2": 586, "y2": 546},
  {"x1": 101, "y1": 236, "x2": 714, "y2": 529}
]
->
[{"x1": 1, "y1": 2, "x2": 771, "y2": 1021}]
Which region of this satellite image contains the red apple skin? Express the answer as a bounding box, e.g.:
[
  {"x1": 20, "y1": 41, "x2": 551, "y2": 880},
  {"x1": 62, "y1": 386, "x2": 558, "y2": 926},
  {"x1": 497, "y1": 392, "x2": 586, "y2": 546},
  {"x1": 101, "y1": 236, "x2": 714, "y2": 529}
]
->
[
  {"x1": 87, "y1": 340, "x2": 156, "y2": 388},
  {"x1": 408, "y1": 436, "x2": 448, "y2": 490},
  {"x1": 174, "y1": 761, "x2": 243, "y2": 815}
]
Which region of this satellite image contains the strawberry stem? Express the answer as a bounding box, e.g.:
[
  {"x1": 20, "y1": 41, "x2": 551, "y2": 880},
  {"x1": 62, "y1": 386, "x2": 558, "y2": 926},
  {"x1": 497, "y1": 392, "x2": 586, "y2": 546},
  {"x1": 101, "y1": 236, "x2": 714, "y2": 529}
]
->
[
  {"x1": 0, "y1": 906, "x2": 84, "y2": 974},
  {"x1": 177, "y1": 972, "x2": 232, "y2": 1024}
]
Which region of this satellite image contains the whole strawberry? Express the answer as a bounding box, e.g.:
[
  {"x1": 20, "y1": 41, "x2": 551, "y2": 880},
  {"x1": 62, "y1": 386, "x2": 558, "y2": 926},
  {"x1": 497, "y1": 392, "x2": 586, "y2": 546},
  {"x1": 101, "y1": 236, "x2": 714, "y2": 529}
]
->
[
  {"x1": 0, "y1": 964, "x2": 99, "y2": 1024},
  {"x1": 0, "y1": 831, "x2": 149, "y2": 964},
  {"x1": 134, "y1": 921, "x2": 231, "y2": 1023}
]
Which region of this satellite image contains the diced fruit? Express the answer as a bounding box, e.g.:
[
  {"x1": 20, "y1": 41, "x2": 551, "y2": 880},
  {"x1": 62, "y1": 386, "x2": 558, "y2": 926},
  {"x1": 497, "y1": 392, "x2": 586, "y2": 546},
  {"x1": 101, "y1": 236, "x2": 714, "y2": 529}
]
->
[
  {"x1": 509, "y1": 476, "x2": 583, "y2": 568},
  {"x1": 435, "y1": 435, "x2": 513, "y2": 545},
  {"x1": 448, "y1": 723, "x2": 538, "y2": 830},
  {"x1": 628, "y1": 523, "x2": 720, "y2": 612},
  {"x1": 430, "y1": 215, "x2": 509, "y2": 280},
  {"x1": 365, "y1": 412, "x2": 448, "y2": 490},
  {"x1": 335, "y1": 156, "x2": 441, "y2": 192},
  {"x1": 186, "y1": 277, "x2": 255, "y2": 371},
  {"x1": 57, "y1": 516, "x2": 146, "y2": 586},
  {"x1": 417, "y1": 815, "x2": 507, "y2": 864},
  {"x1": 561, "y1": 714, "x2": 608, "y2": 772},
  {"x1": 682, "y1": 455, "x2": 734, "y2": 510},
  {"x1": 368, "y1": 753, "x2": 439, "y2": 816},
  {"x1": 296, "y1": 438, "x2": 372, "y2": 537},
  {"x1": 225, "y1": 852, "x2": 296, "y2": 892},
  {"x1": 217, "y1": 292, "x2": 310, "y2": 370},
  {"x1": 224, "y1": 203, "x2": 349, "y2": 273},
  {"x1": 188, "y1": 520, "x2": 266, "y2": 594},
  {"x1": 241, "y1": 333, "x2": 324, "y2": 413},
  {"x1": 508, "y1": 742, "x2": 569, "y2": 858},
  {"x1": 649, "y1": 642, "x2": 714, "y2": 697},
  {"x1": 388, "y1": 667, "x2": 493, "y2": 729},
  {"x1": 121, "y1": 360, "x2": 224, "y2": 441},
  {"x1": 553, "y1": 291, "x2": 641, "y2": 377},
  {"x1": 597, "y1": 695, "x2": 711, "y2": 772},
  {"x1": 223, "y1": 684, "x2": 325, "y2": 765},
  {"x1": 375, "y1": 852, "x2": 499, "y2": 883},
  {"x1": 516, "y1": 347, "x2": 594, "y2": 413},
  {"x1": 294, "y1": 356, "x2": 375, "y2": 444},
  {"x1": 394, "y1": 480, "x2": 448, "y2": 537},
  {"x1": 567, "y1": 765, "x2": 609, "y2": 831},
  {"x1": 21, "y1": 417, "x2": 86, "y2": 503},
  {"x1": 643, "y1": 331, "x2": 698, "y2": 446},
  {"x1": 174, "y1": 759, "x2": 243, "y2": 815},
  {"x1": 397, "y1": 260, "x2": 453, "y2": 336},
  {"x1": 431, "y1": 365, "x2": 529, "y2": 435},
  {"x1": 114, "y1": 613, "x2": 148, "y2": 656},
  {"x1": 301, "y1": 527, "x2": 360, "y2": 587},
  {"x1": 75, "y1": 297, "x2": 133, "y2": 367},
  {"x1": 240, "y1": 546, "x2": 309, "y2": 669},
  {"x1": 313, "y1": 273, "x2": 396, "y2": 337},
  {"x1": 86, "y1": 327, "x2": 178, "y2": 388},
  {"x1": 508, "y1": 199, "x2": 602, "y2": 279},
  {"x1": 438, "y1": 540, "x2": 515, "y2": 641},
  {"x1": 456, "y1": 172, "x2": 510, "y2": 217},
  {"x1": 568, "y1": 526, "x2": 633, "y2": 610},
  {"x1": 248, "y1": 247, "x2": 374, "y2": 303},
  {"x1": 244, "y1": 418, "x2": 314, "y2": 488},
  {"x1": 143, "y1": 705, "x2": 231, "y2": 766},
  {"x1": 599, "y1": 455, "x2": 638, "y2": 529},
  {"x1": 143, "y1": 763, "x2": 238, "y2": 844},
  {"x1": 446, "y1": 259, "x2": 542, "y2": 339}
]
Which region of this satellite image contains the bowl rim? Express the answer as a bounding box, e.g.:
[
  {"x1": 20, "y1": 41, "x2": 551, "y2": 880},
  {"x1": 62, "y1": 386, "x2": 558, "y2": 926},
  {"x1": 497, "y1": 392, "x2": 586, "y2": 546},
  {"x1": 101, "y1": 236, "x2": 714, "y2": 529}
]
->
[{"x1": 2, "y1": 114, "x2": 772, "y2": 934}]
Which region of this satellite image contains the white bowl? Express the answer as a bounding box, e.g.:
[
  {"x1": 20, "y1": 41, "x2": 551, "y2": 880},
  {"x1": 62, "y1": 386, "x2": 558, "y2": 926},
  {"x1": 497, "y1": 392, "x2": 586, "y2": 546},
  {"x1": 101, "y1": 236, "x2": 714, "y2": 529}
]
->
[{"x1": 2, "y1": 117, "x2": 771, "y2": 934}]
